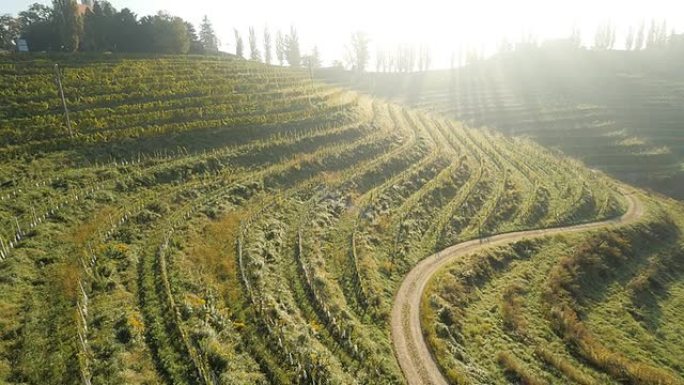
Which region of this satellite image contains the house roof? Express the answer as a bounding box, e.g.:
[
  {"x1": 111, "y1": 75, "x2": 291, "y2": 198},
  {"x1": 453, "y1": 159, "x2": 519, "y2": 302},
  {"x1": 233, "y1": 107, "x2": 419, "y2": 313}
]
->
[{"x1": 76, "y1": 4, "x2": 92, "y2": 16}]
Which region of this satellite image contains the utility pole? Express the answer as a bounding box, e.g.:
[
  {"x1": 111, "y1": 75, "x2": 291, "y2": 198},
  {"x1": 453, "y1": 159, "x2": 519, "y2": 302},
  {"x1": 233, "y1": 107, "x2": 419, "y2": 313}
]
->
[{"x1": 54, "y1": 64, "x2": 73, "y2": 138}]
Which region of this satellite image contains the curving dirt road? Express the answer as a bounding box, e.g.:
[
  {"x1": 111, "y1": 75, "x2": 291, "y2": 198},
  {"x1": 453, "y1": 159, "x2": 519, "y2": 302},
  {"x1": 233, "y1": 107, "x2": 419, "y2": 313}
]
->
[{"x1": 390, "y1": 189, "x2": 644, "y2": 385}]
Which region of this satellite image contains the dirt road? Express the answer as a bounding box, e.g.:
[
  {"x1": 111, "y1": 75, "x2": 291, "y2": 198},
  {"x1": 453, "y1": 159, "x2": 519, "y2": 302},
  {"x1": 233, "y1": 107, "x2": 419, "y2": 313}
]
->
[{"x1": 390, "y1": 190, "x2": 644, "y2": 385}]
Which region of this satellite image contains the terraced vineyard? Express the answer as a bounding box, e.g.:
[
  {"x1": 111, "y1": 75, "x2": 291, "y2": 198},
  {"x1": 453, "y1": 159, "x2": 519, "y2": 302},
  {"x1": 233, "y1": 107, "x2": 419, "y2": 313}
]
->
[
  {"x1": 422, "y1": 192, "x2": 684, "y2": 385},
  {"x1": 318, "y1": 49, "x2": 684, "y2": 200},
  {"x1": 0, "y1": 54, "x2": 673, "y2": 385}
]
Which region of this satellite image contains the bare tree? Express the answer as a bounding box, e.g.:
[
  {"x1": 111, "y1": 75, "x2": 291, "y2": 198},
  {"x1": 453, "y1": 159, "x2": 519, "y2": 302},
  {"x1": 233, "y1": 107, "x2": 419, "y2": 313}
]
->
[
  {"x1": 635, "y1": 21, "x2": 646, "y2": 50},
  {"x1": 346, "y1": 31, "x2": 370, "y2": 72},
  {"x1": 570, "y1": 25, "x2": 582, "y2": 48},
  {"x1": 658, "y1": 20, "x2": 669, "y2": 47},
  {"x1": 302, "y1": 46, "x2": 321, "y2": 69},
  {"x1": 407, "y1": 45, "x2": 416, "y2": 72},
  {"x1": 263, "y1": 27, "x2": 272, "y2": 64},
  {"x1": 625, "y1": 26, "x2": 634, "y2": 51},
  {"x1": 285, "y1": 25, "x2": 300, "y2": 67},
  {"x1": 234, "y1": 28, "x2": 244, "y2": 58},
  {"x1": 418, "y1": 44, "x2": 431, "y2": 71},
  {"x1": 647, "y1": 19, "x2": 657, "y2": 48},
  {"x1": 594, "y1": 22, "x2": 616, "y2": 50},
  {"x1": 249, "y1": 26, "x2": 260, "y2": 61},
  {"x1": 375, "y1": 47, "x2": 386, "y2": 73},
  {"x1": 276, "y1": 30, "x2": 285, "y2": 65}
]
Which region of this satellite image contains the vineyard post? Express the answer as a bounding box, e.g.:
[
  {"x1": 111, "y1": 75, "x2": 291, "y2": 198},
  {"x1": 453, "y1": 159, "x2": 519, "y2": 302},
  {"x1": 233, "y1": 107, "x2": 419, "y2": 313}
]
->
[
  {"x1": 54, "y1": 64, "x2": 73, "y2": 138},
  {"x1": 14, "y1": 217, "x2": 22, "y2": 237},
  {"x1": 308, "y1": 60, "x2": 316, "y2": 105}
]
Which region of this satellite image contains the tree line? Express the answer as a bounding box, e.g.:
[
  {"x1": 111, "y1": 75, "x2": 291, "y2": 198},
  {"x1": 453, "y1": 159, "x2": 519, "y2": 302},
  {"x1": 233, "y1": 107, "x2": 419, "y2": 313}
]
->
[
  {"x1": 0, "y1": 1, "x2": 322, "y2": 68},
  {"x1": 3, "y1": 3, "x2": 682, "y2": 72},
  {"x1": 0, "y1": 1, "x2": 220, "y2": 54},
  {"x1": 593, "y1": 20, "x2": 677, "y2": 50},
  {"x1": 232, "y1": 25, "x2": 321, "y2": 69}
]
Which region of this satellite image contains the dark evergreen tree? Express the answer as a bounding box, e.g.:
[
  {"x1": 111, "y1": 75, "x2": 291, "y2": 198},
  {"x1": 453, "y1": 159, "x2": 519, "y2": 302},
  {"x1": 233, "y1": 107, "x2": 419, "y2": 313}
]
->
[
  {"x1": 82, "y1": 1, "x2": 116, "y2": 51},
  {"x1": 110, "y1": 8, "x2": 140, "y2": 51},
  {"x1": 186, "y1": 21, "x2": 203, "y2": 54},
  {"x1": 199, "y1": 15, "x2": 218, "y2": 53},
  {"x1": 53, "y1": 0, "x2": 82, "y2": 51}
]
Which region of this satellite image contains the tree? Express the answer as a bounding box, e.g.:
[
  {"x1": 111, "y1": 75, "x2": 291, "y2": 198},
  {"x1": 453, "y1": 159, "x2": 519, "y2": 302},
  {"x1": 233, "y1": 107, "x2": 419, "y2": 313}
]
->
[
  {"x1": 199, "y1": 15, "x2": 218, "y2": 53},
  {"x1": 657, "y1": 20, "x2": 669, "y2": 47},
  {"x1": 285, "y1": 26, "x2": 300, "y2": 67},
  {"x1": 82, "y1": 1, "x2": 117, "y2": 51},
  {"x1": 625, "y1": 26, "x2": 634, "y2": 51},
  {"x1": 645, "y1": 19, "x2": 669, "y2": 49},
  {"x1": 396, "y1": 44, "x2": 416, "y2": 72},
  {"x1": 635, "y1": 22, "x2": 646, "y2": 50},
  {"x1": 647, "y1": 20, "x2": 657, "y2": 48},
  {"x1": 276, "y1": 30, "x2": 285, "y2": 65},
  {"x1": 248, "y1": 26, "x2": 260, "y2": 61},
  {"x1": 263, "y1": 27, "x2": 272, "y2": 64},
  {"x1": 570, "y1": 25, "x2": 581, "y2": 48},
  {"x1": 375, "y1": 48, "x2": 385, "y2": 72},
  {"x1": 185, "y1": 21, "x2": 203, "y2": 54},
  {"x1": 302, "y1": 46, "x2": 321, "y2": 69},
  {"x1": 593, "y1": 22, "x2": 616, "y2": 50},
  {"x1": 234, "y1": 28, "x2": 244, "y2": 58},
  {"x1": 18, "y1": 3, "x2": 52, "y2": 27},
  {"x1": 0, "y1": 15, "x2": 20, "y2": 50},
  {"x1": 408, "y1": 46, "x2": 416, "y2": 71},
  {"x1": 19, "y1": 3, "x2": 56, "y2": 51},
  {"x1": 311, "y1": 46, "x2": 321, "y2": 68},
  {"x1": 140, "y1": 12, "x2": 190, "y2": 54},
  {"x1": 418, "y1": 44, "x2": 431, "y2": 71},
  {"x1": 347, "y1": 31, "x2": 369, "y2": 72},
  {"x1": 110, "y1": 8, "x2": 139, "y2": 52},
  {"x1": 53, "y1": 0, "x2": 82, "y2": 51},
  {"x1": 497, "y1": 38, "x2": 513, "y2": 54}
]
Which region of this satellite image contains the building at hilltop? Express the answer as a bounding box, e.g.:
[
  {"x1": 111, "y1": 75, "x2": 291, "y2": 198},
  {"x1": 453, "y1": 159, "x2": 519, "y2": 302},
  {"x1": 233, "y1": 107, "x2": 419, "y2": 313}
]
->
[{"x1": 76, "y1": 0, "x2": 94, "y2": 16}]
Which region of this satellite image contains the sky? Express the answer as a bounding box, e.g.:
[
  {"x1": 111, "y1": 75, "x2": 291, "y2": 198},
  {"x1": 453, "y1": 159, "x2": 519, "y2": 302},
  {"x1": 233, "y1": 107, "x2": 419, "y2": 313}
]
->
[{"x1": 3, "y1": 0, "x2": 684, "y2": 67}]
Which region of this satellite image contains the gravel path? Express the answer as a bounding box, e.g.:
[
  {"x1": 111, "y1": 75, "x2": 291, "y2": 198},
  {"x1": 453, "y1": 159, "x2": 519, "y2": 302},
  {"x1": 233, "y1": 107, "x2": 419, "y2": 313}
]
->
[{"x1": 390, "y1": 189, "x2": 644, "y2": 385}]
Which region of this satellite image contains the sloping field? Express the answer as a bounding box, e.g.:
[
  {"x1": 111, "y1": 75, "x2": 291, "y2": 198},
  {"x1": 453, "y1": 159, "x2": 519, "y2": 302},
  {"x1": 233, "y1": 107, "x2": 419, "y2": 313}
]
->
[
  {"x1": 0, "y1": 54, "x2": 656, "y2": 385},
  {"x1": 318, "y1": 49, "x2": 684, "y2": 199},
  {"x1": 422, "y1": 192, "x2": 684, "y2": 385}
]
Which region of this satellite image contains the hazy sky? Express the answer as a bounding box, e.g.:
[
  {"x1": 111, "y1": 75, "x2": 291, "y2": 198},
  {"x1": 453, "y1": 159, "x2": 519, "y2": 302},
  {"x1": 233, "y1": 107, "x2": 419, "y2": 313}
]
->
[{"x1": 4, "y1": 0, "x2": 684, "y2": 67}]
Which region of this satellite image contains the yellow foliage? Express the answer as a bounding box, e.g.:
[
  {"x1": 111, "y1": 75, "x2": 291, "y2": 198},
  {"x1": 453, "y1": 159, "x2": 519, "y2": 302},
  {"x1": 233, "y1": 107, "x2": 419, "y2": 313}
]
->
[
  {"x1": 184, "y1": 293, "x2": 206, "y2": 308},
  {"x1": 127, "y1": 312, "x2": 145, "y2": 336}
]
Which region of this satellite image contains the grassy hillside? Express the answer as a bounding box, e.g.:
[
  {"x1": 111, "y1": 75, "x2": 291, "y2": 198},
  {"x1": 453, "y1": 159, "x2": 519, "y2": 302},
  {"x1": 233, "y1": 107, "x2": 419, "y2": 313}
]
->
[
  {"x1": 318, "y1": 48, "x2": 684, "y2": 200},
  {"x1": 423, "y1": 192, "x2": 684, "y2": 385},
  {"x1": 0, "y1": 54, "x2": 632, "y2": 385}
]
